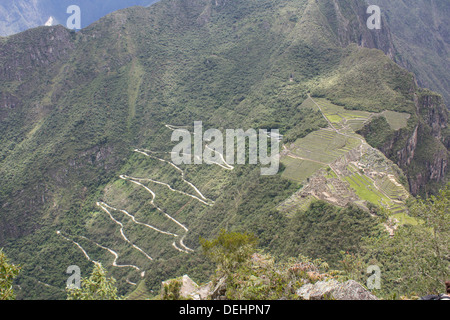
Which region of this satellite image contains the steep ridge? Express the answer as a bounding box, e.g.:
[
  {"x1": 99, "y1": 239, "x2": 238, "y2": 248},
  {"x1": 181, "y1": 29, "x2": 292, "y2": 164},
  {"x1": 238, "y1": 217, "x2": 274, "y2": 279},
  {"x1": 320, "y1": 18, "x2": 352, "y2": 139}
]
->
[{"x1": 368, "y1": 0, "x2": 450, "y2": 108}]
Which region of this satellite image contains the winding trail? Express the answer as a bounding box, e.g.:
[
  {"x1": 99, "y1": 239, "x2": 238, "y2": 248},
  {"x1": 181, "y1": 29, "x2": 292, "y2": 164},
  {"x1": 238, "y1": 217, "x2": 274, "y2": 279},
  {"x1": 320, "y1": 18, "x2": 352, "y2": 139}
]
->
[
  {"x1": 99, "y1": 201, "x2": 178, "y2": 237},
  {"x1": 204, "y1": 145, "x2": 235, "y2": 170},
  {"x1": 80, "y1": 235, "x2": 142, "y2": 272},
  {"x1": 163, "y1": 123, "x2": 235, "y2": 171},
  {"x1": 179, "y1": 235, "x2": 195, "y2": 253},
  {"x1": 57, "y1": 231, "x2": 96, "y2": 263},
  {"x1": 165, "y1": 124, "x2": 191, "y2": 131},
  {"x1": 309, "y1": 95, "x2": 337, "y2": 132},
  {"x1": 119, "y1": 176, "x2": 195, "y2": 252},
  {"x1": 123, "y1": 174, "x2": 213, "y2": 207},
  {"x1": 60, "y1": 124, "x2": 239, "y2": 273},
  {"x1": 97, "y1": 202, "x2": 154, "y2": 261},
  {"x1": 119, "y1": 176, "x2": 190, "y2": 233},
  {"x1": 57, "y1": 230, "x2": 142, "y2": 272},
  {"x1": 135, "y1": 149, "x2": 214, "y2": 205},
  {"x1": 172, "y1": 241, "x2": 190, "y2": 254}
]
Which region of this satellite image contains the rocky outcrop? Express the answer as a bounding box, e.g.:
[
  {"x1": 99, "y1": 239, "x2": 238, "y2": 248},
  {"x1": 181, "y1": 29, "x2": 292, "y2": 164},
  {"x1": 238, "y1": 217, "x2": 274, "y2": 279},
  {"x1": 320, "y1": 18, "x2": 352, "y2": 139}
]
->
[
  {"x1": 161, "y1": 275, "x2": 379, "y2": 301},
  {"x1": 329, "y1": 0, "x2": 396, "y2": 59},
  {"x1": 0, "y1": 25, "x2": 75, "y2": 82},
  {"x1": 161, "y1": 275, "x2": 212, "y2": 300},
  {"x1": 296, "y1": 279, "x2": 379, "y2": 300},
  {"x1": 0, "y1": 92, "x2": 21, "y2": 121},
  {"x1": 396, "y1": 125, "x2": 418, "y2": 168},
  {"x1": 417, "y1": 91, "x2": 449, "y2": 141},
  {"x1": 209, "y1": 277, "x2": 228, "y2": 300}
]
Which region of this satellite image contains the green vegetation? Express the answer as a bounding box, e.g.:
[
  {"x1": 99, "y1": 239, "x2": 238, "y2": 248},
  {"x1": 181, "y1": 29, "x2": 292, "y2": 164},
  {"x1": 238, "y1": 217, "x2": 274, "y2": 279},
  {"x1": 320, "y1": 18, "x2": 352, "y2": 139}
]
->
[
  {"x1": 164, "y1": 184, "x2": 449, "y2": 300},
  {"x1": 0, "y1": 249, "x2": 21, "y2": 300},
  {"x1": 0, "y1": 0, "x2": 447, "y2": 299},
  {"x1": 362, "y1": 184, "x2": 450, "y2": 298},
  {"x1": 126, "y1": 281, "x2": 152, "y2": 300},
  {"x1": 312, "y1": 45, "x2": 417, "y2": 114},
  {"x1": 281, "y1": 157, "x2": 325, "y2": 183},
  {"x1": 288, "y1": 130, "x2": 360, "y2": 165},
  {"x1": 66, "y1": 263, "x2": 122, "y2": 300},
  {"x1": 357, "y1": 116, "x2": 394, "y2": 149},
  {"x1": 198, "y1": 230, "x2": 336, "y2": 300},
  {"x1": 280, "y1": 96, "x2": 412, "y2": 220},
  {"x1": 200, "y1": 229, "x2": 258, "y2": 279},
  {"x1": 161, "y1": 278, "x2": 188, "y2": 301},
  {"x1": 382, "y1": 110, "x2": 410, "y2": 131},
  {"x1": 278, "y1": 201, "x2": 384, "y2": 267}
]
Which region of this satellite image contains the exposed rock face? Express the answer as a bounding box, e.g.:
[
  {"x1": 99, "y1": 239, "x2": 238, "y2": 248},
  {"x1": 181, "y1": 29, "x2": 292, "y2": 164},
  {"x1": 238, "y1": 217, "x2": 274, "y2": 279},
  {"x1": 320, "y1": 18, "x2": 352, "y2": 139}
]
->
[
  {"x1": 368, "y1": 0, "x2": 450, "y2": 108},
  {"x1": 161, "y1": 275, "x2": 212, "y2": 300},
  {"x1": 418, "y1": 92, "x2": 449, "y2": 141},
  {"x1": 360, "y1": 91, "x2": 449, "y2": 196},
  {"x1": 0, "y1": 0, "x2": 159, "y2": 37},
  {"x1": 399, "y1": 93, "x2": 449, "y2": 195},
  {"x1": 296, "y1": 279, "x2": 379, "y2": 300},
  {"x1": 329, "y1": 0, "x2": 395, "y2": 59},
  {"x1": 161, "y1": 275, "x2": 379, "y2": 301},
  {"x1": 396, "y1": 125, "x2": 419, "y2": 168}
]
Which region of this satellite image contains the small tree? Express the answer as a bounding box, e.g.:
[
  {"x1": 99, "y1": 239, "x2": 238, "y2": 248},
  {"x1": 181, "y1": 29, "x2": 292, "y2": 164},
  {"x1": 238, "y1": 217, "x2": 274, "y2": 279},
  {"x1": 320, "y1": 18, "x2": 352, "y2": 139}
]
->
[
  {"x1": 0, "y1": 249, "x2": 21, "y2": 300},
  {"x1": 161, "y1": 278, "x2": 185, "y2": 300},
  {"x1": 199, "y1": 229, "x2": 258, "y2": 278},
  {"x1": 67, "y1": 263, "x2": 121, "y2": 300}
]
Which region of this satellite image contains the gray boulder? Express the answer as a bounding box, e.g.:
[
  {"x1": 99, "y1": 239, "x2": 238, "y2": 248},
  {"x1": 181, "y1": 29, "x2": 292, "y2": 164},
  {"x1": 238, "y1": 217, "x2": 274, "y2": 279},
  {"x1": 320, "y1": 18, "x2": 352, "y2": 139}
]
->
[
  {"x1": 296, "y1": 279, "x2": 379, "y2": 300},
  {"x1": 161, "y1": 275, "x2": 212, "y2": 300}
]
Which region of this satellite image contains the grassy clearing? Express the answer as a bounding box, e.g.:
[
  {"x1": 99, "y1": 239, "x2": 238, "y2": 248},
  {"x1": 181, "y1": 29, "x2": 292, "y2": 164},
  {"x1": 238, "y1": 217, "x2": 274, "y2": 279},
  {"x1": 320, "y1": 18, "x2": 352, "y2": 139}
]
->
[
  {"x1": 298, "y1": 97, "x2": 319, "y2": 110},
  {"x1": 277, "y1": 193, "x2": 315, "y2": 218},
  {"x1": 324, "y1": 167, "x2": 337, "y2": 179},
  {"x1": 392, "y1": 212, "x2": 419, "y2": 226},
  {"x1": 281, "y1": 157, "x2": 325, "y2": 183},
  {"x1": 290, "y1": 130, "x2": 360, "y2": 164},
  {"x1": 382, "y1": 110, "x2": 410, "y2": 130},
  {"x1": 344, "y1": 171, "x2": 389, "y2": 207},
  {"x1": 314, "y1": 97, "x2": 372, "y2": 126},
  {"x1": 377, "y1": 176, "x2": 409, "y2": 200}
]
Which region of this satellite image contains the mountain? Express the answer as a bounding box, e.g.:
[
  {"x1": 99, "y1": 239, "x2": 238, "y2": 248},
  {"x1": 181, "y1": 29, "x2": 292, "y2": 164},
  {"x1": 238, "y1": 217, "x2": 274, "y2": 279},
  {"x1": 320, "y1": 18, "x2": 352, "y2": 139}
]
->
[
  {"x1": 0, "y1": 0, "x2": 448, "y2": 299},
  {"x1": 368, "y1": 0, "x2": 450, "y2": 108},
  {"x1": 0, "y1": 0, "x2": 158, "y2": 36}
]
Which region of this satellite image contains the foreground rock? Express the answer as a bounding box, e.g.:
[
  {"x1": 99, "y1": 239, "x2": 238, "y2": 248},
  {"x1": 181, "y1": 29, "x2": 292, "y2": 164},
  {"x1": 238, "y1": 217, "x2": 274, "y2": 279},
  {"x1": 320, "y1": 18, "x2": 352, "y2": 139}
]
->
[
  {"x1": 161, "y1": 275, "x2": 378, "y2": 300},
  {"x1": 296, "y1": 279, "x2": 379, "y2": 300},
  {"x1": 161, "y1": 275, "x2": 212, "y2": 300}
]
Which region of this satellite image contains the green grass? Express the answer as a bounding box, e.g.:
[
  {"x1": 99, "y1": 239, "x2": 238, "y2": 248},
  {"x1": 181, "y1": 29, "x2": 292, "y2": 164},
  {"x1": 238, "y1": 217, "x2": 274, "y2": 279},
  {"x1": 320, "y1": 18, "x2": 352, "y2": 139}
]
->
[
  {"x1": 126, "y1": 281, "x2": 153, "y2": 300},
  {"x1": 298, "y1": 97, "x2": 318, "y2": 110},
  {"x1": 281, "y1": 157, "x2": 325, "y2": 183},
  {"x1": 290, "y1": 130, "x2": 360, "y2": 164},
  {"x1": 324, "y1": 167, "x2": 337, "y2": 179},
  {"x1": 344, "y1": 172, "x2": 389, "y2": 207},
  {"x1": 392, "y1": 212, "x2": 419, "y2": 226},
  {"x1": 382, "y1": 110, "x2": 410, "y2": 130}
]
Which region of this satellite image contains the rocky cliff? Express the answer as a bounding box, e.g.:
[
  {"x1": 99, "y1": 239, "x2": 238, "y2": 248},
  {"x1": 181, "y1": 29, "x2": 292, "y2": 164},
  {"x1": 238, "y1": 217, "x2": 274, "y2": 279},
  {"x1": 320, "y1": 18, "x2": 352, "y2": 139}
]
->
[{"x1": 359, "y1": 89, "x2": 449, "y2": 196}]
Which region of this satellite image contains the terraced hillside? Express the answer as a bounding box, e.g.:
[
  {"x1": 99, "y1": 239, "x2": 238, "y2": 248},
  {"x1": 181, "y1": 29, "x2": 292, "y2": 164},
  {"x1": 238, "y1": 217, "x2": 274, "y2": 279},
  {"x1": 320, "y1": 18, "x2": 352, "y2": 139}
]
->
[{"x1": 279, "y1": 96, "x2": 411, "y2": 221}]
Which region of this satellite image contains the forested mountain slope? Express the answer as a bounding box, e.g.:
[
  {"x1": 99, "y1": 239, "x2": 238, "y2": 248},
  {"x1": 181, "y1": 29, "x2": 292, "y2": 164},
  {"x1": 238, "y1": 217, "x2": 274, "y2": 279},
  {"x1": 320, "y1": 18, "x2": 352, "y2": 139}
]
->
[
  {"x1": 0, "y1": 0, "x2": 448, "y2": 299},
  {"x1": 369, "y1": 0, "x2": 450, "y2": 108},
  {"x1": 0, "y1": 0, "x2": 157, "y2": 36}
]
